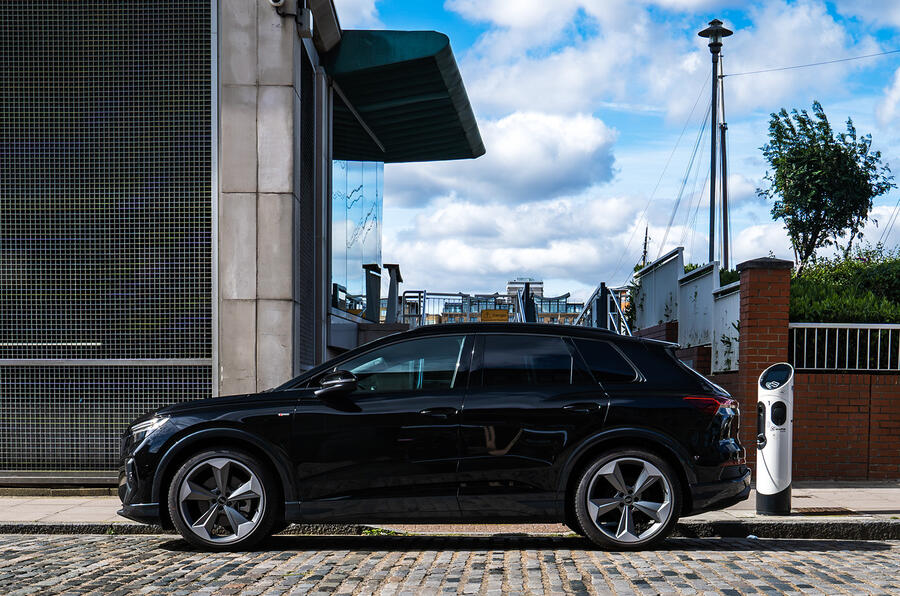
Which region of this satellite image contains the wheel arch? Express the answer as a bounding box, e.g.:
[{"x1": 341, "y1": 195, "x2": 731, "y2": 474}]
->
[
  {"x1": 559, "y1": 428, "x2": 696, "y2": 527},
  {"x1": 152, "y1": 428, "x2": 296, "y2": 524}
]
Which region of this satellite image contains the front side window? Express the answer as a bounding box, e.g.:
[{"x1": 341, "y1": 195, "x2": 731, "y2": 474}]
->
[
  {"x1": 339, "y1": 335, "x2": 466, "y2": 394},
  {"x1": 480, "y1": 334, "x2": 590, "y2": 386}
]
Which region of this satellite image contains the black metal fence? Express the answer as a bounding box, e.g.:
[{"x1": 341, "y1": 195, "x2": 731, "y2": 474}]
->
[{"x1": 0, "y1": 1, "x2": 213, "y2": 471}]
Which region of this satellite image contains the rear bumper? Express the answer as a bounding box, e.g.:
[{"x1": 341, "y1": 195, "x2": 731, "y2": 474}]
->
[
  {"x1": 117, "y1": 502, "x2": 161, "y2": 525},
  {"x1": 688, "y1": 467, "x2": 751, "y2": 514}
]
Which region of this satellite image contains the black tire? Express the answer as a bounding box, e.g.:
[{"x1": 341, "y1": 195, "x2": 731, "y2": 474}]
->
[
  {"x1": 167, "y1": 448, "x2": 279, "y2": 551},
  {"x1": 573, "y1": 448, "x2": 681, "y2": 551}
]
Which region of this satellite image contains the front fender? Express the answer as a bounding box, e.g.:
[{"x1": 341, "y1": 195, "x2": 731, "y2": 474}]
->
[
  {"x1": 555, "y1": 426, "x2": 698, "y2": 497},
  {"x1": 151, "y1": 427, "x2": 297, "y2": 504}
]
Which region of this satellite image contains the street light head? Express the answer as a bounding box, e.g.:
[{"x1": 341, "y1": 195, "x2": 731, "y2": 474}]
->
[{"x1": 698, "y1": 18, "x2": 733, "y2": 51}]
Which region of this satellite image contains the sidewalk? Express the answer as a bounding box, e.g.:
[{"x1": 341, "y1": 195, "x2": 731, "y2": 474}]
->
[{"x1": 0, "y1": 484, "x2": 898, "y2": 539}]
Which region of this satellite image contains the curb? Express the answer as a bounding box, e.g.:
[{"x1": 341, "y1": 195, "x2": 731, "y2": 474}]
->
[
  {"x1": 1, "y1": 520, "x2": 898, "y2": 541},
  {"x1": 675, "y1": 519, "x2": 900, "y2": 541},
  {"x1": 0, "y1": 523, "x2": 365, "y2": 536}
]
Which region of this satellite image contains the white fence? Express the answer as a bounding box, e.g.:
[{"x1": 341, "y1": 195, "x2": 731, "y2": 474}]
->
[
  {"x1": 712, "y1": 282, "x2": 740, "y2": 372},
  {"x1": 789, "y1": 323, "x2": 900, "y2": 371},
  {"x1": 633, "y1": 247, "x2": 739, "y2": 373}
]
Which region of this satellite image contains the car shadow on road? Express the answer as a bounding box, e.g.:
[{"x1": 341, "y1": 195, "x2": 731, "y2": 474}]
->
[{"x1": 157, "y1": 534, "x2": 894, "y2": 553}]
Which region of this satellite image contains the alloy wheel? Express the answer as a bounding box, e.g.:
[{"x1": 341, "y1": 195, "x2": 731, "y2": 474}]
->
[
  {"x1": 177, "y1": 457, "x2": 266, "y2": 544},
  {"x1": 584, "y1": 456, "x2": 673, "y2": 544}
]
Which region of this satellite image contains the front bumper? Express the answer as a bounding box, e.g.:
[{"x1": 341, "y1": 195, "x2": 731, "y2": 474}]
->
[
  {"x1": 118, "y1": 502, "x2": 162, "y2": 525},
  {"x1": 688, "y1": 467, "x2": 751, "y2": 514}
]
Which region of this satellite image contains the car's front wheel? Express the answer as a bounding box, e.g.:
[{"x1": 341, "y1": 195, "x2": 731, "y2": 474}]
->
[
  {"x1": 573, "y1": 448, "x2": 681, "y2": 550},
  {"x1": 168, "y1": 448, "x2": 278, "y2": 550}
]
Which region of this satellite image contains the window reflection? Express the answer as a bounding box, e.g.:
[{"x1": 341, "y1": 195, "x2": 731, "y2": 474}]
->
[{"x1": 332, "y1": 160, "x2": 383, "y2": 314}]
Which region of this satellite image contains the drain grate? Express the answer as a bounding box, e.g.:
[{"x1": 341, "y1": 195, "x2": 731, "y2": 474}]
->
[{"x1": 793, "y1": 507, "x2": 857, "y2": 516}]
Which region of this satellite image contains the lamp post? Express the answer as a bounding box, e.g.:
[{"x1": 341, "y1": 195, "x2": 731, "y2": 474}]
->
[{"x1": 698, "y1": 19, "x2": 732, "y2": 265}]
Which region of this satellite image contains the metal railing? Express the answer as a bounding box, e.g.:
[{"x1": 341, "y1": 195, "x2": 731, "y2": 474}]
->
[
  {"x1": 574, "y1": 284, "x2": 632, "y2": 335},
  {"x1": 400, "y1": 291, "x2": 515, "y2": 328},
  {"x1": 789, "y1": 323, "x2": 900, "y2": 371}
]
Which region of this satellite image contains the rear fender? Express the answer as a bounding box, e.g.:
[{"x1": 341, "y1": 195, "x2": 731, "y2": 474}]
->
[{"x1": 556, "y1": 426, "x2": 698, "y2": 498}]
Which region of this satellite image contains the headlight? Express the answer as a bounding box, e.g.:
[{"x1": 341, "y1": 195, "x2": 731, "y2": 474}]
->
[{"x1": 130, "y1": 416, "x2": 168, "y2": 443}]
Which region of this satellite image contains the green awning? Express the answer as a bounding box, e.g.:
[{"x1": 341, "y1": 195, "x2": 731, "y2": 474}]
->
[{"x1": 324, "y1": 30, "x2": 485, "y2": 163}]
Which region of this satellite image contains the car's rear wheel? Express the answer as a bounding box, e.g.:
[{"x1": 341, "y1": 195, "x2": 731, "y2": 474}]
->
[
  {"x1": 573, "y1": 448, "x2": 681, "y2": 550},
  {"x1": 168, "y1": 449, "x2": 278, "y2": 550}
]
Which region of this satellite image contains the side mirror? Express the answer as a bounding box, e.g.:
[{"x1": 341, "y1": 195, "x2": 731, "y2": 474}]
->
[{"x1": 315, "y1": 370, "x2": 357, "y2": 398}]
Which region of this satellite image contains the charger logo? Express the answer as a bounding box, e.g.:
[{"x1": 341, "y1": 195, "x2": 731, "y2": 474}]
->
[{"x1": 765, "y1": 381, "x2": 781, "y2": 389}]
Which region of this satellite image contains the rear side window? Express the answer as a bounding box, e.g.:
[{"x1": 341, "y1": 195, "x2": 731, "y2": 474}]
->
[
  {"x1": 572, "y1": 339, "x2": 638, "y2": 383},
  {"x1": 481, "y1": 334, "x2": 591, "y2": 386},
  {"x1": 615, "y1": 341, "x2": 707, "y2": 391}
]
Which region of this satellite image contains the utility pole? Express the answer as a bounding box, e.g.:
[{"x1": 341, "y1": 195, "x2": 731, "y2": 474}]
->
[{"x1": 698, "y1": 19, "x2": 732, "y2": 265}]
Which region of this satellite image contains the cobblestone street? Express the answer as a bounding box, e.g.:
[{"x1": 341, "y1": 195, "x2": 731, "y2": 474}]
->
[{"x1": 1, "y1": 534, "x2": 898, "y2": 595}]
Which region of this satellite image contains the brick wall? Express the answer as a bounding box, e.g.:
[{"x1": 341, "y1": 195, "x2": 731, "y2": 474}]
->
[
  {"x1": 715, "y1": 256, "x2": 900, "y2": 480},
  {"x1": 633, "y1": 321, "x2": 678, "y2": 342},
  {"x1": 677, "y1": 345, "x2": 711, "y2": 375},
  {"x1": 869, "y1": 374, "x2": 900, "y2": 479}
]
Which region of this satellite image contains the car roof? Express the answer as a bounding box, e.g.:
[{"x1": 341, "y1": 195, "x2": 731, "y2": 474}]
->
[{"x1": 395, "y1": 322, "x2": 675, "y2": 347}]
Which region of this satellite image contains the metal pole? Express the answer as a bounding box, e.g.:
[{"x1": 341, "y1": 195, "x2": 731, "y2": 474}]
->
[
  {"x1": 708, "y1": 51, "x2": 718, "y2": 264},
  {"x1": 599, "y1": 283, "x2": 610, "y2": 331},
  {"x1": 699, "y1": 19, "x2": 731, "y2": 264},
  {"x1": 720, "y1": 122, "x2": 729, "y2": 270}
]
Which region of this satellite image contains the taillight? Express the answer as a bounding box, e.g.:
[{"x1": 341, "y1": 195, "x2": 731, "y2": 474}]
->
[{"x1": 684, "y1": 395, "x2": 737, "y2": 416}]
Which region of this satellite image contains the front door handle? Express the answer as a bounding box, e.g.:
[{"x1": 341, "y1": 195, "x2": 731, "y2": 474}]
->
[
  {"x1": 563, "y1": 402, "x2": 603, "y2": 413},
  {"x1": 419, "y1": 407, "x2": 459, "y2": 419}
]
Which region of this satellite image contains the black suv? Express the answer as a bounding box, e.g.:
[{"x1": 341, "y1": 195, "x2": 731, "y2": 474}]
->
[{"x1": 119, "y1": 323, "x2": 749, "y2": 550}]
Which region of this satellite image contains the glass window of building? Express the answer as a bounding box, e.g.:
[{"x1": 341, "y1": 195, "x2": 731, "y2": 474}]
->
[{"x1": 332, "y1": 160, "x2": 383, "y2": 314}]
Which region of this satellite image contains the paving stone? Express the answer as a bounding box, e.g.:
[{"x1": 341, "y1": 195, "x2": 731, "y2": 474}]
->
[{"x1": 0, "y1": 535, "x2": 898, "y2": 594}]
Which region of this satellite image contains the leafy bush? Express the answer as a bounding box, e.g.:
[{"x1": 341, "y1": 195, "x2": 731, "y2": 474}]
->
[{"x1": 790, "y1": 245, "x2": 900, "y2": 323}]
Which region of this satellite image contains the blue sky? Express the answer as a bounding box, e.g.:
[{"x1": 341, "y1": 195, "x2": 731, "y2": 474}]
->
[{"x1": 335, "y1": 0, "x2": 900, "y2": 300}]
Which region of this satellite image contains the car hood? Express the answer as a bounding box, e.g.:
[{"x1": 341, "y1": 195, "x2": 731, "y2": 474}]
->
[{"x1": 155, "y1": 393, "x2": 260, "y2": 416}]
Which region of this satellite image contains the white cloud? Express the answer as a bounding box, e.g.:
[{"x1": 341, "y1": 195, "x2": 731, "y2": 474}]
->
[
  {"x1": 722, "y1": 1, "x2": 881, "y2": 116},
  {"x1": 386, "y1": 111, "x2": 617, "y2": 206},
  {"x1": 833, "y1": 0, "x2": 900, "y2": 28},
  {"x1": 384, "y1": 193, "x2": 647, "y2": 293},
  {"x1": 877, "y1": 68, "x2": 900, "y2": 126},
  {"x1": 451, "y1": 0, "x2": 879, "y2": 121},
  {"x1": 377, "y1": 0, "x2": 895, "y2": 294},
  {"x1": 333, "y1": 0, "x2": 382, "y2": 28},
  {"x1": 731, "y1": 221, "x2": 795, "y2": 265}
]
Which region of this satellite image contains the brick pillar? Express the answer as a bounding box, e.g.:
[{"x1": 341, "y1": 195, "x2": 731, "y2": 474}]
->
[{"x1": 736, "y1": 257, "x2": 793, "y2": 460}]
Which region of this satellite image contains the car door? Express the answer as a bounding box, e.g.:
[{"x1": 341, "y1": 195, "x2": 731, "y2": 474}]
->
[
  {"x1": 293, "y1": 333, "x2": 472, "y2": 521},
  {"x1": 457, "y1": 333, "x2": 609, "y2": 517}
]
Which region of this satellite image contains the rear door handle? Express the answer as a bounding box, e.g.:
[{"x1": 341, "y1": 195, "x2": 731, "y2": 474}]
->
[
  {"x1": 563, "y1": 402, "x2": 603, "y2": 413},
  {"x1": 419, "y1": 407, "x2": 459, "y2": 419}
]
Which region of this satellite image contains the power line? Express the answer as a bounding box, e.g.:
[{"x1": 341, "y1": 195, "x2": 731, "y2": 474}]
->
[
  {"x1": 878, "y1": 196, "x2": 900, "y2": 246},
  {"x1": 723, "y1": 48, "x2": 900, "y2": 78},
  {"x1": 609, "y1": 77, "x2": 707, "y2": 284},
  {"x1": 658, "y1": 102, "x2": 711, "y2": 259}
]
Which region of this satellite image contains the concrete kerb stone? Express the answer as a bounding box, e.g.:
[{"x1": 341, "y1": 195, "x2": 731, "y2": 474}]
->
[
  {"x1": 677, "y1": 519, "x2": 900, "y2": 540},
  {"x1": 1, "y1": 520, "x2": 898, "y2": 540},
  {"x1": 0, "y1": 522, "x2": 365, "y2": 536}
]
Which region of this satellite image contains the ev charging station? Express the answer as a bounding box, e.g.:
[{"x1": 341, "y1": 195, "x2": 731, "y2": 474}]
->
[{"x1": 756, "y1": 362, "x2": 794, "y2": 515}]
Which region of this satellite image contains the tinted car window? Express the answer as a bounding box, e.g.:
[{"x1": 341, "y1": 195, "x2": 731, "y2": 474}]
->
[
  {"x1": 615, "y1": 341, "x2": 707, "y2": 391},
  {"x1": 573, "y1": 338, "x2": 638, "y2": 383},
  {"x1": 481, "y1": 334, "x2": 590, "y2": 386},
  {"x1": 340, "y1": 335, "x2": 466, "y2": 393}
]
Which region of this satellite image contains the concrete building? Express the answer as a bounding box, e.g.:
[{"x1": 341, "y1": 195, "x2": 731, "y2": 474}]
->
[{"x1": 0, "y1": 0, "x2": 483, "y2": 479}]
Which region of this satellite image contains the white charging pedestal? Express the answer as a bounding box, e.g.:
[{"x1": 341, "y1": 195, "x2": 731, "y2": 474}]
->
[{"x1": 756, "y1": 362, "x2": 794, "y2": 515}]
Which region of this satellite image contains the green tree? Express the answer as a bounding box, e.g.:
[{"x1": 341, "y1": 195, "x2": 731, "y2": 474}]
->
[{"x1": 757, "y1": 101, "x2": 894, "y2": 272}]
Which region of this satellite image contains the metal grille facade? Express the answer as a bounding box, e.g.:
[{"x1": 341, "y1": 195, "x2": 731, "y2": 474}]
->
[{"x1": 0, "y1": 2, "x2": 213, "y2": 470}]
